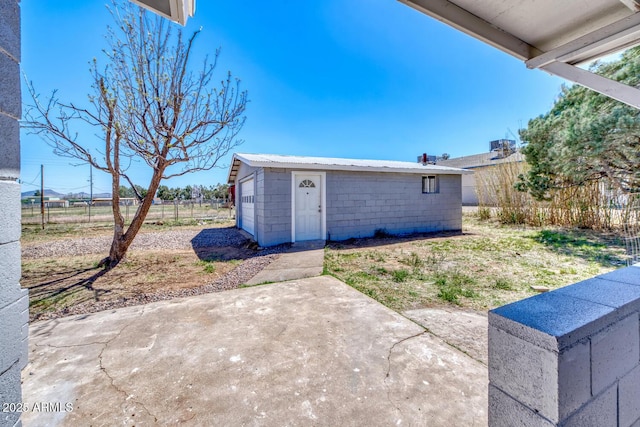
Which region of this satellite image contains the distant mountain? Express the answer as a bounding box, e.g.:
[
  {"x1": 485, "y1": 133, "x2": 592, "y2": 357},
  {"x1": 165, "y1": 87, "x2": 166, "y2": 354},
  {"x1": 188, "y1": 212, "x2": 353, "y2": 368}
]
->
[
  {"x1": 21, "y1": 190, "x2": 111, "y2": 199},
  {"x1": 21, "y1": 189, "x2": 64, "y2": 198}
]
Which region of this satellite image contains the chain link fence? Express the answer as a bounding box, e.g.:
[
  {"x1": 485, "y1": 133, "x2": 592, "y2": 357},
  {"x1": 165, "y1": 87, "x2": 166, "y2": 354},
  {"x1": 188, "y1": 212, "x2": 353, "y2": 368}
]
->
[
  {"x1": 21, "y1": 199, "x2": 235, "y2": 226},
  {"x1": 623, "y1": 193, "x2": 640, "y2": 266}
]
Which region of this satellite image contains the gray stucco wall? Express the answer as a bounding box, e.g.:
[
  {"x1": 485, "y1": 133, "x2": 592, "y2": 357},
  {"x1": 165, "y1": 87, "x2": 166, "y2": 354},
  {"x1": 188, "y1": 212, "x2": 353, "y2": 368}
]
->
[
  {"x1": 0, "y1": 1, "x2": 29, "y2": 426},
  {"x1": 237, "y1": 166, "x2": 462, "y2": 247}
]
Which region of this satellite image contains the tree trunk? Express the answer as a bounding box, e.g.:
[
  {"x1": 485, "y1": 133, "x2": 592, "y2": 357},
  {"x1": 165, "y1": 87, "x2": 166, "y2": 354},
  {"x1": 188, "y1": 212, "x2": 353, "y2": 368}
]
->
[{"x1": 101, "y1": 167, "x2": 166, "y2": 269}]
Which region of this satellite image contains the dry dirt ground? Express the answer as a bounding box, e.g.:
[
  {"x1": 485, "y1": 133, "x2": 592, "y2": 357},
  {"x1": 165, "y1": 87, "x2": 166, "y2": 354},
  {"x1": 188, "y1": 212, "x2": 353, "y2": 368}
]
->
[
  {"x1": 324, "y1": 215, "x2": 627, "y2": 312},
  {"x1": 22, "y1": 215, "x2": 628, "y2": 323},
  {"x1": 21, "y1": 223, "x2": 287, "y2": 322}
]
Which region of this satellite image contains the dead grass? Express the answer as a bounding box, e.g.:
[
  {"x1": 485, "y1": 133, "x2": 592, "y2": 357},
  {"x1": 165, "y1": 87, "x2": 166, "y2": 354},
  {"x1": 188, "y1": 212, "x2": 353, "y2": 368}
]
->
[
  {"x1": 324, "y1": 214, "x2": 626, "y2": 312},
  {"x1": 22, "y1": 249, "x2": 240, "y2": 321},
  {"x1": 21, "y1": 218, "x2": 234, "y2": 245}
]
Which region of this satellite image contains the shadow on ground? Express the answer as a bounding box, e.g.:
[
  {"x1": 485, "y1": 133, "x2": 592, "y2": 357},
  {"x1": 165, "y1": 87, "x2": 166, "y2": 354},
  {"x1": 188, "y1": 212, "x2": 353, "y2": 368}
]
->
[
  {"x1": 190, "y1": 227, "x2": 290, "y2": 261},
  {"x1": 325, "y1": 230, "x2": 469, "y2": 250},
  {"x1": 531, "y1": 229, "x2": 627, "y2": 267},
  {"x1": 27, "y1": 267, "x2": 112, "y2": 319}
]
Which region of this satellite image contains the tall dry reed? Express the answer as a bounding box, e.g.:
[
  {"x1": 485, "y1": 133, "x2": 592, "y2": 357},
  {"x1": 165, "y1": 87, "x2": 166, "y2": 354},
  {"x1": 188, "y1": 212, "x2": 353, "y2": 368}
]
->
[{"x1": 474, "y1": 161, "x2": 634, "y2": 230}]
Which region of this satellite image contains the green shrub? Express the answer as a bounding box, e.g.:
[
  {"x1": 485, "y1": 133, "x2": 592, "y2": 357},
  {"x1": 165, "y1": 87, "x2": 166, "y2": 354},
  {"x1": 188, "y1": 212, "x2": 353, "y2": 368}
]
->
[
  {"x1": 392, "y1": 269, "x2": 410, "y2": 282},
  {"x1": 493, "y1": 277, "x2": 512, "y2": 290},
  {"x1": 477, "y1": 207, "x2": 491, "y2": 221}
]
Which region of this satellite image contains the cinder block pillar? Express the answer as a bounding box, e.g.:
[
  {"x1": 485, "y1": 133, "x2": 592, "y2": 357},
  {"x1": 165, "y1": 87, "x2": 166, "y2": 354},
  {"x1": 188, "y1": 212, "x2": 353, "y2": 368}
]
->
[
  {"x1": 489, "y1": 266, "x2": 640, "y2": 426},
  {"x1": 0, "y1": 1, "x2": 29, "y2": 426}
]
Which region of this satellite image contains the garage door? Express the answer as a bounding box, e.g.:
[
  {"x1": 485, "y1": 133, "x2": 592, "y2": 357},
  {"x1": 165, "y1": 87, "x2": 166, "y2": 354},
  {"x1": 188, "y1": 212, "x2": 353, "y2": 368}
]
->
[{"x1": 240, "y1": 179, "x2": 255, "y2": 235}]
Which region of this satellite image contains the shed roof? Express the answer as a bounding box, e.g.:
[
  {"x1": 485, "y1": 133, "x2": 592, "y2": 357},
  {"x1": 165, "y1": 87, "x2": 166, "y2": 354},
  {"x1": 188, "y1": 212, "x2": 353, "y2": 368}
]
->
[
  {"x1": 436, "y1": 151, "x2": 525, "y2": 169},
  {"x1": 227, "y1": 153, "x2": 471, "y2": 184}
]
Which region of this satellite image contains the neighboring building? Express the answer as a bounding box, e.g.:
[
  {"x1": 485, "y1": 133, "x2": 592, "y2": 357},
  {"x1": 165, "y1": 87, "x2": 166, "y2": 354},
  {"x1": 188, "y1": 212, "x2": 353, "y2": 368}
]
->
[
  {"x1": 227, "y1": 153, "x2": 470, "y2": 247},
  {"x1": 436, "y1": 140, "x2": 525, "y2": 205},
  {"x1": 21, "y1": 196, "x2": 69, "y2": 208}
]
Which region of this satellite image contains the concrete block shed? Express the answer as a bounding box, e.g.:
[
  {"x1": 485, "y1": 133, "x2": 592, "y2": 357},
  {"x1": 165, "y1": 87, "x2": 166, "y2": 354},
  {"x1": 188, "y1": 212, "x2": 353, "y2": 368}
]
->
[{"x1": 227, "y1": 153, "x2": 470, "y2": 247}]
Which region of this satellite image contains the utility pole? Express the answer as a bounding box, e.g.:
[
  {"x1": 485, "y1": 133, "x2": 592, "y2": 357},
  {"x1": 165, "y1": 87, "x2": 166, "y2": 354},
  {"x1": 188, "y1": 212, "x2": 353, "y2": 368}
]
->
[{"x1": 40, "y1": 164, "x2": 44, "y2": 230}]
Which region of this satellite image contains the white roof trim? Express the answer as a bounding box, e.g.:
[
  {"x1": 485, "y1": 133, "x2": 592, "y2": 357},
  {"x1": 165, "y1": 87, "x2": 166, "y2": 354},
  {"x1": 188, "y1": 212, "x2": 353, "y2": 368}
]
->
[
  {"x1": 228, "y1": 153, "x2": 471, "y2": 183},
  {"x1": 130, "y1": 0, "x2": 195, "y2": 26},
  {"x1": 400, "y1": 0, "x2": 640, "y2": 109}
]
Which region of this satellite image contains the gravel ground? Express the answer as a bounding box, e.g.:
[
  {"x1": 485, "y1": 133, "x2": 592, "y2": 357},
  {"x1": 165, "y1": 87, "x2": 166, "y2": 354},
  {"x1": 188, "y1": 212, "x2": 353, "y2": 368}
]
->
[
  {"x1": 24, "y1": 226, "x2": 292, "y2": 322},
  {"x1": 22, "y1": 226, "x2": 249, "y2": 259}
]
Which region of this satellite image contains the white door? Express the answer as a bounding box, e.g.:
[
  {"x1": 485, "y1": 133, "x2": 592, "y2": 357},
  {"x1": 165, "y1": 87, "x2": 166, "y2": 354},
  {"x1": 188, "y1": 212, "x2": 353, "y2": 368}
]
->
[
  {"x1": 240, "y1": 179, "x2": 255, "y2": 235},
  {"x1": 294, "y1": 174, "x2": 322, "y2": 241}
]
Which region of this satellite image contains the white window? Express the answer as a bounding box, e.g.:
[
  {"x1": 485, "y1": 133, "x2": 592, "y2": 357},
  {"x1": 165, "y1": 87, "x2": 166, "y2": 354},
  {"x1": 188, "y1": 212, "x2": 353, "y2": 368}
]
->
[{"x1": 422, "y1": 176, "x2": 438, "y2": 194}]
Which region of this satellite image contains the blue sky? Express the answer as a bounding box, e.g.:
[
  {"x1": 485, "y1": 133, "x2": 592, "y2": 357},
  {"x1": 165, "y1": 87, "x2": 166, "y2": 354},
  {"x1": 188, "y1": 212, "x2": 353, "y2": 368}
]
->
[{"x1": 20, "y1": 0, "x2": 564, "y2": 196}]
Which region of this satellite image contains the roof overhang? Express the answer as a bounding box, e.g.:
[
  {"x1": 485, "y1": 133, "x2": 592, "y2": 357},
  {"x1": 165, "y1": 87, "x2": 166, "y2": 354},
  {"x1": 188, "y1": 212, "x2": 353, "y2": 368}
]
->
[
  {"x1": 399, "y1": 0, "x2": 640, "y2": 109},
  {"x1": 227, "y1": 153, "x2": 471, "y2": 184},
  {"x1": 130, "y1": 0, "x2": 195, "y2": 26}
]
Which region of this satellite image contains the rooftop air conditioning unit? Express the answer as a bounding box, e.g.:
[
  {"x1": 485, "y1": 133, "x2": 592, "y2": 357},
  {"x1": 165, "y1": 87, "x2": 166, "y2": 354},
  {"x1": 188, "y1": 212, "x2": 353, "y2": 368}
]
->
[{"x1": 130, "y1": 0, "x2": 195, "y2": 26}]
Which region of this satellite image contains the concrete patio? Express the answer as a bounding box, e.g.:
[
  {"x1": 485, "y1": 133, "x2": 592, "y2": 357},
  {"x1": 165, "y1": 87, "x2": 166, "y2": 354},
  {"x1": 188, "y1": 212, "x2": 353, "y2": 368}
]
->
[{"x1": 21, "y1": 276, "x2": 488, "y2": 426}]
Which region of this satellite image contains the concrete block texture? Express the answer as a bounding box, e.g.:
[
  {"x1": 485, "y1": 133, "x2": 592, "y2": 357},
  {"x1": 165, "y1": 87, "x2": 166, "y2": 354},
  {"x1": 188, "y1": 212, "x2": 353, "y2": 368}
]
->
[
  {"x1": 491, "y1": 291, "x2": 614, "y2": 352},
  {"x1": 0, "y1": 292, "x2": 28, "y2": 375},
  {"x1": 555, "y1": 277, "x2": 640, "y2": 316},
  {"x1": 0, "y1": 0, "x2": 19, "y2": 61},
  {"x1": 557, "y1": 340, "x2": 591, "y2": 420},
  {"x1": 488, "y1": 325, "x2": 560, "y2": 422},
  {"x1": 601, "y1": 265, "x2": 640, "y2": 286},
  {"x1": 246, "y1": 166, "x2": 464, "y2": 246},
  {"x1": 0, "y1": 179, "x2": 21, "y2": 244},
  {"x1": 0, "y1": 51, "x2": 19, "y2": 118},
  {"x1": 0, "y1": 361, "x2": 22, "y2": 427},
  {"x1": 591, "y1": 313, "x2": 640, "y2": 394},
  {"x1": 490, "y1": 267, "x2": 640, "y2": 427},
  {"x1": 0, "y1": 241, "x2": 21, "y2": 302},
  {"x1": 620, "y1": 364, "x2": 640, "y2": 427},
  {"x1": 560, "y1": 383, "x2": 617, "y2": 427},
  {"x1": 0, "y1": 113, "x2": 19, "y2": 179},
  {"x1": 488, "y1": 385, "x2": 555, "y2": 427}
]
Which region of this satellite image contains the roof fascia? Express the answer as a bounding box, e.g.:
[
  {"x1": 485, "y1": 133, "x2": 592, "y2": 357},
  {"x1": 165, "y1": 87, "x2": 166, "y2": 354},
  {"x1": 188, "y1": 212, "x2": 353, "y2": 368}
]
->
[
  {"x1": 541, "y1": 61, "x2": 640, "y2": 109},
  {"x1": 233, "y1": 159, "x2": 471, "y2": 175},
  {"x1": 399, "y1": 0, "x2": 640, "y2": 110},
  {"x1": 525, "y1": 13, "x2": 640, "y2": 68},
  {"x1": 398, "y1": 0, "x2": 539, "y2": 60}
]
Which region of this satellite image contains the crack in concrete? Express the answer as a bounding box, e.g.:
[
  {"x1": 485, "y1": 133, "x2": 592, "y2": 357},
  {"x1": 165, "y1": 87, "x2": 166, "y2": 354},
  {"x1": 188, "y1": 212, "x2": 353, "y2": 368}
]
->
[
  {"x1": 97, "y1": 308, "x2": 158, "y2": 423},
  {"x1": 35, "y1": 341, "x2": 111, "y2": 349},
  {"x1": 0, "y1": 360, "x2": 19, "y2": 378},
  {"x1": 384, "y1": 330, "x2": 429, "y2": 379},
  {"x1": 383, "y1": 330, "x2": 429, "y2": 421},
  {"x1": 400, "y1": 314, "x2": 487, "y2": 366}
]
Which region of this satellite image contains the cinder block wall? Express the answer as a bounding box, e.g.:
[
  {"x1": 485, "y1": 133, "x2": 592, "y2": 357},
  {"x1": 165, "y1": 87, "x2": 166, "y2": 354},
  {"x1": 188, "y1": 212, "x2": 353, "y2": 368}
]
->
[
  {"x1": 233, "y1": 162, "x2": 257, "y2": 231},
  {"x1": 253, "y1": 169, "x2": 462, "y2": 246},
  {"x1": 0, "y1": 1, "x2": 29, "y2": 426},
  {"x1": 257, "y1": 168, "x2": 292, "y2": 246},
  {"x1": 326, "y1": 171, "x2": 462, "y2": 241},
  {"x1": 489, "y1": 266, "x2": 640, "y2": 427}
]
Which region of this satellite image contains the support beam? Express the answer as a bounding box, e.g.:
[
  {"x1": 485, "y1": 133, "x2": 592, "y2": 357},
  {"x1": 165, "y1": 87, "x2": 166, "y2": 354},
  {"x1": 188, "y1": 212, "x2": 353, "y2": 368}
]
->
[
  {"x1": 399, "y1": 0, "x2": 537, "y2": 60},
  {"x1": 542, "y1": 61, "x2": 640, "y2": 109},
  {"x1": 526, "y1": 13, "x2": 640, "y2": 69},
  {"x1": 619, "y1": 0, "x2": 640, "y2": 12}
]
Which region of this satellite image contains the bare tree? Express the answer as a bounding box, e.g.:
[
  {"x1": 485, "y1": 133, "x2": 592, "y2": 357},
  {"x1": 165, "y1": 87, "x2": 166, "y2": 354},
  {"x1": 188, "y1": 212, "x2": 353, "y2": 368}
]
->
[{"x1": 24, "y1": 2, "x2": 247, "y2": 268}]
